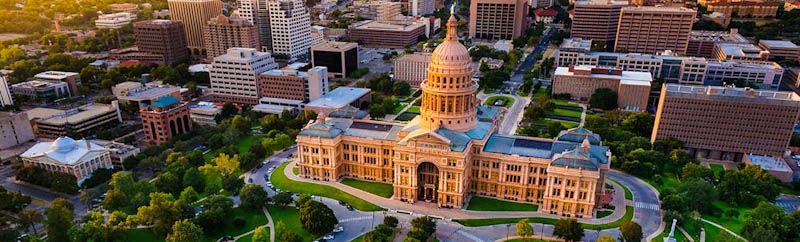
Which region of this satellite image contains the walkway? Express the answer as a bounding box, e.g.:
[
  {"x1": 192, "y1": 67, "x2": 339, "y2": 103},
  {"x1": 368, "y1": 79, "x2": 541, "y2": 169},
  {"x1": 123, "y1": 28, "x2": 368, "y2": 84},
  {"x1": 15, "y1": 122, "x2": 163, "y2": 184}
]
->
[
  {"x1": 387, "y1": 96, "x2": 422, "y2": 121},
  {"x1": 283, "y1": 161, "x2": 626, "y2": 223},
  {"x1": 700, "y1": 218, "x2": 747, "y2": 241}
]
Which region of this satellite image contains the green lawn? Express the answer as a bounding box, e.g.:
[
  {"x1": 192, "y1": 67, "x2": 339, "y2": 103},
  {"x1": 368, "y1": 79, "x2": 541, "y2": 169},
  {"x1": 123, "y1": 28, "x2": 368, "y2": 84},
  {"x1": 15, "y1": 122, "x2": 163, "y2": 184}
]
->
[
  {"x1": 341, "y1": 178, "x2": 394, "y2": 198},
  {"x1": 701, "y1": 200, "x2": 749, "y2": 235},
  {"x1": 539, "y1": 119, "x2": 580, "y2": 129},
  {"x1": 596, "y1": 210, "x2": 613, "y2": 218},
  {"x1": 201, "y1": 207, "x2": 269, "y2": 242},
  {"x1": 237, "y1": 135, "x2": 266, "y2": 154},
  {"x1": 643, "y1": 173, "x2": 681, "y2": 193},
  {"x1": 552, "y1": 99, "x2": 578, "y2": 108},
  {"x1": 609, "y1": 179, "x2": 633, "y2": 200},
  {"x1": 484, "y1": 95, "x2": 515, "y2": 107},
  {"x1": 455, "y1": 206, "x2": 634, "y2": 229},
  {"x1": 465, "y1": 196, "x2": 539, "y2": 212},
  {"x1": 550, "y1": 108, "x2": 582, "y2": 118},
  {"x1": 127, "y1": 228, "x2": 165, "y2": 242},
  {"x1": 271, "y1": 163, "x2": 383, "y2": 211},
  {"x1": 292, "y1": 167, "x2": 299, "y2": 175},
  {"x1": 392, "y1": 104, "x2": 405, "y2": 114},
  {"x1": 710, "y1": 164, "x2": 725, "y2": 177},
  {"x1": 267, "y1": 205, "x2": 316, "y2": 242},
  {"x1": 406, "y1": 106, "x2": 421, "y2": 114},
  {"x1": 532, "y1": 89, "x2": 547, "y2": 98}
]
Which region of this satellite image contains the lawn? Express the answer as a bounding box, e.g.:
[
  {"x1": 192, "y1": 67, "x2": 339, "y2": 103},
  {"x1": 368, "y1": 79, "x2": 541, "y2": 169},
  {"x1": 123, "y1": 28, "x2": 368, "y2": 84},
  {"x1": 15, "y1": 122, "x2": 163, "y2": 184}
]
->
[
  {"x1": 392, "y1": 104, "x2": 405, "y2": 114},
  {"x1": 532, "y1": 89, "x2": 547, "y2": 98},
  {"x1": 643, "y1": 173, "x2": 681, "y2": 193},
  {"x1": 550, "y1": 108, "x2": 582, "y2": 118},
  {"x1": 201, "y1": 207, "x2": 269, "y2": 242},
  {"x1": 701, "y1": 200, "x2": 749, "y2": 235},
  {"x1": 203, "y1": 134, "x2": 266, "y2": 163},
  {"x1": 710, "y1": 164, "x2": 725, "y2": 177},
  {"x1": 341, "y1": 178, "x2": 394, "y2": 198},
  {"x1": 127, "y1": 228, "x2": 165, "y2": 242},
  {"x1": 267, "y1": 205, "x2": 316, "y2": 242},
  {"x1": 270, "y1": 162, "x2": 383, "y2": 211},
  {"x1": 465, "y1": 196, "x2": 539, "y2": 212},
  {"x1": 292, "y1": 167, "x2": 299, "y2": 175},
  {"x1": 406, "y1": 105, "x2": 421, "y2": 114},
  {"x1": 609, "y1": 179, "x2": 633, "y2": 200},
  {"x1": 552, "y1": 99, "x2": 578, "y2": 108},
  {"x1": 656, "y1": 226, "x2": 688, "y2": 242},
  {"x1": 455, "y1": 206, "x2": 634, "y2": 229},
  {"x1": 484, "y1": 95, "x2": 515, "y2": 107},
  {"x1": 395, "y1": 112, "x2": 418, "y2": 121},
  {"x1": 537, "y1": 119, "x2": 580, "y2": 129},
  {"x1": 596, "y1": 210, "x2": 613, "y2": 218}
]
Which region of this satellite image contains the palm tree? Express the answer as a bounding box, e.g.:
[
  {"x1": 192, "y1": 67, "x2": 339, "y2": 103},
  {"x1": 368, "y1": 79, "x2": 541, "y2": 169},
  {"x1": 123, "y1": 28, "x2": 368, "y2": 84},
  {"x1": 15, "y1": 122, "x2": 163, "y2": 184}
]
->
[{"x1": 18, "y1": 209, "x2": 43, "y2": 233}]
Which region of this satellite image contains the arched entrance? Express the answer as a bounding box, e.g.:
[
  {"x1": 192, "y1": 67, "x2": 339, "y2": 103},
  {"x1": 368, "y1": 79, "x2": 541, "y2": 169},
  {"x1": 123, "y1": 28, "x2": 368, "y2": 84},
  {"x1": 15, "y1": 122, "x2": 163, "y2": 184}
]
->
[{"x1": 417, "y1": 162, "x2": 439, "y2": 202}]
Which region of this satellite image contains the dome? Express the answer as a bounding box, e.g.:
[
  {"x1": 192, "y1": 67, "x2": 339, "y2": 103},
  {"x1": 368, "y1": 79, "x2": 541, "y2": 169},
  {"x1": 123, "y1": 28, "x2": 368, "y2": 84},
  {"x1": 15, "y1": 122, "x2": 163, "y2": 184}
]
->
[
  {"x1": 430, "y1": 16, "x2": 470, "y2": 67},
  {"x1": 51, "y1": 137, "x2": 77, "y2": 153}
]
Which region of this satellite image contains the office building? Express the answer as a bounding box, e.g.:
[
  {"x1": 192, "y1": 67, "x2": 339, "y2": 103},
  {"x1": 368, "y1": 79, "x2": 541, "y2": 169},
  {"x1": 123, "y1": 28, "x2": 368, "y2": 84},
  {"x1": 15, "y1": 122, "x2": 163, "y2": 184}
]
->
[
  {"x1": 571, "y1": 0, "x2": 627, "y2": 43},
  {"x1": 0, "y1": 112, "x2": 35, "y2": 149},
  {"x1": 237, "y1": 0, "x2": 272, "y2": 50},
  {"x1": 131, "y1": 19, "x2": 189, "y2": 65},
  {"x1": 167, "y1": 0, "x2": 223, "y2": 56},
  {"x1": 304, "y1": 87, "x2": 372, "y2": 115},
  {"x1": 534, "y1": 8, "x2": 558, "y2": 24},
  {"x1": 20, "y1": 137, "x2": 112, "y2": 183},
  {"x1": 311, "y1": 25, "x2": 328, "y2": 47},
  {"x1": 255, "y1": 66, "x2": 329, "y2": 113},
  {"x1": 26, "y1": 102, "x2": 122, "y2": 138},
  {"x1": 614, "y1": 6, "x2": 696, "y2": 55},
  {"x1": 91, "y1": 139, "x2": 140, "y2": 168},
  {"x1": 109, "y1": 3, "x2": 140, "y2": 13},
  {"x1": 140, "y1": 96, "x2": 192, "y2": 145},
  {"x1": 712, "y1": 43, "x2": 770, "y2": 61},
  {"x1": 210, "y1": 48, "x2": 278, "y2": 105},
  {"x1": 704, "y1": 60, "x2": 784, "y2": 89},
  {"x1": 34, "y1": 71, "x2": 80, "y2": 97},
  {"x1": 310, "y1": 42, "x2": 358, "y2": 78},
  {"x1": 349, "y1": 20, "x2": 427, "y2": 48},
  {"x1": 267, "y1": 0, "x2": 312, "y2": 59},
  {"x1": 114, "y1": 83, "x2": 182, "y2": 106},
  {"x1": 297, "y1": 17, "x2": 611, "y2": 216},
  {"x1": 533, "y1": 0, "x2": 553, "y2": 7},
  {"x1": 701, "y1": 0, "x2": 780, "y2": 18},
  {"x1": 190, "y1": 102, "x2": 221, "y2": 126},
  {"x1": 744, "y1": 155, "x2": 793, "y2": 183},
  {"x1": 759, "y1": 40, "x2": 800, "y2": 62},
  {"x1": 553, "y1": 66, "x2": 652, "y2": 111},
  {"x1": 652, "y1": 84, "x2": 800, "y2": 160},
  {"x1": 469, "y1": 0, "x2": 528, "y2": 40},
  {"x1": 393, "y1": 53, "x2": 431, "y2": 87},
  {"x1": 0, "y1": 75, "x2": 13, "y2": 106},
  {"x1": 687, "y1": 29, "x2": 750, "y2": 58},
  {"x1": 204, "y1": 14, "x2": 260, "y2": 59},
  {"x1": 11, "y1": 81, "x2": 71, "y2": 100},
  {"x1": 95, "y1": 12, "x2": 137, "y2": 29},
  {"x1": 411, "y1": 0, "x2": 435, "y2": 16}
]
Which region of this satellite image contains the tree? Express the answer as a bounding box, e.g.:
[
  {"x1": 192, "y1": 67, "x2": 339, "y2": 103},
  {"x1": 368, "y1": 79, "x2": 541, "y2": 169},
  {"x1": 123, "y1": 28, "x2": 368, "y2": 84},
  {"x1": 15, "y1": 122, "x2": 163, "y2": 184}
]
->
[
  {"x1": 18, "y1": 209, "x2": 43, "y2": 233},
  {"x1": 69, "y1": 211, "x2": 126, "y2": 242},
  {"x1": 408, "y1": 216, "x2": 436, "y2": 241},
  {"x1": 679, "y1": 178, "x2": 717, "y2": 213},
  {"x1": 280, "y1": 230, "x2": 302, "y2": 242},
  {"x1": 742, "y1": 202, "x2": 790, "y2": 242},
  {"x1": 178, "y1": 186, "x2": 199, "y2": 204},
  {"x1": 515, "y1": 219, "x2": 534, "y2": 239},
  {"x1": 553, "y1": 218, "x2": 583, "y2": 242},
  {"x1": 620, "y1": 221, "x2": 643, "y2": 242},
  {"x1": 166, "y1": 220, "x2": 203, "y2": 242},
  {"x1": 182, "y1": 168, "x2": 205, "y2": 195},
  {"x1": 621, "y1": 112, "x2": 654, "y2": 138},
  {"x1": 384, "y1": 216, "x2": 399, "y2": 228},
  {"x1": 273, "y1": 192, "x2": 293, "y2": 207},
  {"x1": 155, "y1": 171, "x2": 183, "y2": 195},
  {"x1": 252, "y1": 226, "x2": 269, "y2": 242},
  {"x1": 597, "y1": 235, "x2": 616, "y2": 242},
  {"x1": 240, "y1": 184, "x2": 269, "y2": 210},
  {"x1": 214, "y1": 153, "x2": 241, "y2": 175},
  {"x1": 45, "y1": 198, "x2": 74, "y2": 242},
  {"x1": 196, "y1": 206, "x2": 225, "y2": 233},
  {"x1": 682, "y1": 163, "x2": 715, "y2": 182},
  {"x1": 300, "y1": 200, "x2": 338, "y2": 236},
  {"x1": 480, "y1": 70, "x2": 510, "y2": 89},
  {"x1": 653, "y1": 137, "x2": 684, "y2": 154},
  {"x1": 589, "y1": 88, "x2": 618, "y2": 110},
  {"x1": 544, "y1": 121, "x2": 566, "y2": 137},
  {"x1": 133, "y1": 192, "x2": 182, "y2": 235}
]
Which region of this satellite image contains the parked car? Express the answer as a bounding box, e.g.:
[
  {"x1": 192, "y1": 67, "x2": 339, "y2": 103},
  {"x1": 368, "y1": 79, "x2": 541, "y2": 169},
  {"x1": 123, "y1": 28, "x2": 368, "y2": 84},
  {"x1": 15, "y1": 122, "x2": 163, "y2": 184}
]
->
[
  {"x1": 332, "y1": 226, "x2": 344, "y2": 233},
  {"x1": 323, "y1": 234, "x2": 334, "y2": 240}
]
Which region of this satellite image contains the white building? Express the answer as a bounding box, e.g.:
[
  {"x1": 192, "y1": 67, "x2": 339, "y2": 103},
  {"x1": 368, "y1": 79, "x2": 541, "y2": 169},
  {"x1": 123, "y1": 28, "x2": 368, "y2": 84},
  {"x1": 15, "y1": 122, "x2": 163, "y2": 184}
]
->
[
  {"x1": 20, "y1": 137, "x2": 112, "y2": 184},
  {"x1": 95, "y1": 12, "x2": 137, "y2": 29},
  {"x1": 267, "y1": 0, "x2": 312, "y2": 60},
  {"x1": 411, "y1": 0, "x2": 435, "y2": 16},
  {"x1": 210, "y1": 48, "x2": 278, "y2": 105},
  {"x1": 190, "y1": 102, "x2": 222, "y2": 126},
  {"x1": 0, "y1": 112, "x2": 35, "y2": 150},
  {"x1": 236, "y1": 0, "x2": 272, "y2": 50},
  {"x1": 0, "y1": 74, "x2": 12, "y2": 106},
  {"x1": 311, "y1": 25, "x2": 328, "y2": 47}
]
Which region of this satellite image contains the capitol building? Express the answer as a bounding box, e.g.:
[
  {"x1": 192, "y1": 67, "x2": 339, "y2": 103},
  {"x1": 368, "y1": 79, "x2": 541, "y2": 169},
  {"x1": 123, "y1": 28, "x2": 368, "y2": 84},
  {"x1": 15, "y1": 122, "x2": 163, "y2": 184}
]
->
[{"x1": 296, "y1": 16, "x2": 611, "y2": 217}]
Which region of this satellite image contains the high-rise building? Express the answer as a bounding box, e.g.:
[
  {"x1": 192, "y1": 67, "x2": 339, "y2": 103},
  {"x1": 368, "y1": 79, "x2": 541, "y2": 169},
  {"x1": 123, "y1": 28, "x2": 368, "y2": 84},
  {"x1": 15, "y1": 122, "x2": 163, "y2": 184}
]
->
[
  {"x1": 553, "y1": 65, "x2": 652, "y2": 111},
  {"x1": 687, "y1": 29, "x2": 750, "y2": 58},
  {"x1": 255, "y1": 66, "x2": 329, "y2": 113},
  {"x1": 296, "y1": 17, "x2": 612, "y2": 216},
  {"x1": 469, "y1": 0, "x2": 528, "y2": 40},
  {"x1": 571, "y1": 0, "x2": 627, "y2": 43},
  {"x1": 267, "y1": 0, "x2": 312, "y2": 59},
  {"x1": 140, "y1": 96, "x2": 192, "y2": 145},
  {"x1": 701, "y1": 0, "x2": 780, "y2": 19},
  {"x1": 393, "y1": 53, "x2": 431, "y2": 87},
  {"x1": 614, "y1": 6, "x2": 696, "y2": 55},
  {"x1": 348, "y1": 20, "x2": 427, "y2": 48},
  {"x1": 167, "y1": 0, "x2": 223, "y2": 56},
  {"x1": 652, "y1": 84, "x2": 800, "y2": 160},
  {"x1": 237, "y1": 0, "x2": 272, "y2": 50},
  {"x1": 0, "y1": 75, "x2": 13, "y2": 106},
  {"x1": 411, "y1": 0, "x2": 435, "y2": 16},
  {"x1": 376, "y1": 1, "x2": 402, "y2": 21},
  {"x1": 210, "y1": 48, "x2": 278, "y2": 105},
  {"x1": 132, "y1": 19, "x2": 189, "y2": 65},
  {"x1": 0, "y1": 112, "x2": 35, "y2": 149},
  {"x1": 310, "y1": 42, "x2": 358, "y2": 78},
  {"x1": 204, "y1": 14, "x2": 260, "y2": 59}
]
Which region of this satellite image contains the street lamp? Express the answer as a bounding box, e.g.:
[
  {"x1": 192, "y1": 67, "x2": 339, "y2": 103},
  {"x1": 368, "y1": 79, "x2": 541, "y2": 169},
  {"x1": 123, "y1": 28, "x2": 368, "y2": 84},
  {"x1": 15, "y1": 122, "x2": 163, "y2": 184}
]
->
[{"x1": 506, "y1": 224, "x2": 511, "y2": 240}]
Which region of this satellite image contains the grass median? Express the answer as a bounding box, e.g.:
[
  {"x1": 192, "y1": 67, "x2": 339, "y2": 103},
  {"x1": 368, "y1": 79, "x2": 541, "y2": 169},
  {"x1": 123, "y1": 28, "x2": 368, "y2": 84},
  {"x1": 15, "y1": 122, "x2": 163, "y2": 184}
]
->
[
  {"x1": 455, "y1": 206, "x2": 634, "y2": 229},
  {"x1": 270, "y1": 162, "x2": 384, "y2": 211},
  {"x1": 466, "y1": 196, "x2": 539, "y2": 212},
  {"x1": 341, "y1": 178, "x2": 394, "y2": 198},
  {"x1": 609, "y1": 179, "x2": 633, "y2": 200}
]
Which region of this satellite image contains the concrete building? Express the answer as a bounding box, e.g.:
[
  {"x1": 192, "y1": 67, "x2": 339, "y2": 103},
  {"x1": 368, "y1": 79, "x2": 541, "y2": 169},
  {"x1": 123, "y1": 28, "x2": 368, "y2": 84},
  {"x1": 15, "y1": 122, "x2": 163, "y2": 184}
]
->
[
  {"x1": 533, "y1": 0, "x2": 553, "y2": 7},
  {"x1": 34, "y1": 71, "x2": 80, "y2": 97},
  {"x1": 95, "y1": 12, "x2": 137, "y2": 29},
  {"x1": 26, "y1": 102, "x2": 122, "y2": 138},
  {"x1": 349, "y1": 20, "x2": 427, "y2": 48},
  {"x1": 759, "y1": 40, "x2": 800, "y2": 62},
  {"x1": 109, "y1": 3, "x2": 140, "y2": 13},
  {"x1": 140, "y1": 96, "x2": 192, "y2": 145},
  {"x1": 787, "y1": 0, "x2": 800, "y2": 11},
  {"x1": 190, "y1": 102, "x2": 221, "y2": 126},
  {"x1": 705, "y1": 61, "x2": 784, "y2": 89},
  {"x1": 297, "y1": 18, "x2": 611, "y2": 216},
  {"x1": 652, "y1": 84, "x2": 800, "y2": 160},
  {"x1": 571, "y1": 0, "x2": 627, "y2": 43},
  {"x1": 267, "y1": 0, "x2": 312, "y2": 60},
  {"x1": 411, "y1": 0, "x2": 435, "y2": 16},
  {"x1": 114, "y1": 83, "x2": 182, "y2": 106},
  {"x1": 166, "y1": 0, "x2": 223, "y2": 56},
  {"x1": 553, "y1": 66, "x2": 652, "y2": 111},
  {"x1": 310, "y1": 42, "x2": 358, "y2": 78},
  {"x1": 701, "y1": 0, "x2": 780, "y2": 18},
  {"x1": 687, "y1": 29, "x2": 750, "y2": 58},
  {"x1": 744, "y1": 155, "x2": 793, "y2": 183},
  {"x1": 712, "y1": 43, "x2": 770, "y2": 61},
  {"x1": 255, "y1": 66, "x2": 330, "y2": 113},
  {"x1": 204, "y1": 14, "x2": 260, "y2": 60},
  {"x1": 534, "y1": 8, "x2": 558, "y2": 24},
  {"x1": 210, "y1": 48, "x2": 278, "y2": 105},
  {"x1": 236, "y1": 0, "x2": 272, "y2": 50},
  {"x1": 11, "y1": 81, "x2": 71, "y2": 100},
  {"x1": 0, "y1": 75, "x2": 11, "y2": 106},
  {"x1": 0, "y1": 112, "x2": 35, "y2": 150},
  {"x1": 304, "y1": 87, "x2": 372, "y2": 116},
  {"x1": 555, "y1": 38, "x2": 593, "y2": 67},
  {"x1": 469, "y1": 0, "x2": 528, "y2": 40},
  {"x1": 311, "y1": 25, "x2": 328, "y2": 47},
  {"x1": 131, "y1": 19, "x2": 189, "y2": 65},
  {"x1": 20, "y1": 137, "x2": 112, "y2": 183},
  {"x1": 614, "y1": 6, "x2": 696, "y2": 55},
  {"x1": 91, "y1": 139, "x2": 140, "y2": 168},
  {"x1": 394, "y1": 53, "x2": 432, "y2": 87}
]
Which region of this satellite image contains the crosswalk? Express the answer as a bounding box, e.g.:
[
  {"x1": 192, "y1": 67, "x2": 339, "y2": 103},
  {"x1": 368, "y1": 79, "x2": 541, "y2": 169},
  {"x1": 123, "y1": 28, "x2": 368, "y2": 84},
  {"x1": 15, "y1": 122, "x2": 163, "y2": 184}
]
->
[
  {"x1": 774, "y1": 201, "x2": 798, "y2": 212},
  {"x1": 635, "y1": 202, "x2": 660, "y2": 211},
  {"x1": 338, "y1": 216, "x2": 372, "y2": 223},
  {"x1": 457, "y1": 230, "x2": 485, "y2": 242}
]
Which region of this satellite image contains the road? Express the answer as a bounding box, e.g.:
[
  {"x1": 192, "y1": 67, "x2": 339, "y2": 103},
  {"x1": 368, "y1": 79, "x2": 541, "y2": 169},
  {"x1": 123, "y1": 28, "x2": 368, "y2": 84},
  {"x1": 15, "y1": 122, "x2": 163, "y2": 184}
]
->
[
  {"x1": 0, "y1": 165, "x2": 89, "y2": 216},
  {"x1": 607, "y1": 170, "x2": 664, "y2": 240}
]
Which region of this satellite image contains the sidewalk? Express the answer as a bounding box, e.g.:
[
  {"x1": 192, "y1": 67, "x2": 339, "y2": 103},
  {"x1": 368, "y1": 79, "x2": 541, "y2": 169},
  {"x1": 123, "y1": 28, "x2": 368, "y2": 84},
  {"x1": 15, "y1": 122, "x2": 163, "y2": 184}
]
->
[{"x1": 284, "y1": 161, "x2": 627, "y2": 224}]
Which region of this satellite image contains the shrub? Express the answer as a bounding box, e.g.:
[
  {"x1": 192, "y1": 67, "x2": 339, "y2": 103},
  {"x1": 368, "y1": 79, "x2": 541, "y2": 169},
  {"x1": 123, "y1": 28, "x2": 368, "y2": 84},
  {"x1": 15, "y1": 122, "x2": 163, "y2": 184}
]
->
[
  {"x1": 232, "y1": 217, "x2": 246, "y2": 227},
  {"x1": 384, "y1": 216, "x2": 399, "y2": 228}
]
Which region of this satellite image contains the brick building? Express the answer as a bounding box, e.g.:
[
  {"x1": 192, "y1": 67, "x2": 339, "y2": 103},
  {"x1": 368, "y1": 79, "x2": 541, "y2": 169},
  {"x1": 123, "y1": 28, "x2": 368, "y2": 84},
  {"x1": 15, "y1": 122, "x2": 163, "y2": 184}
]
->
[
  {"x1": 614, "y1": 6, "x2": 696, "y2": 55},
  {"x1": 204, "y1": 14, "x2": 260, "y2": 59},
  {"x1": 140, "y1": 96, "x2": 192, "y2": 145},
  {"x1": 132, "y1": 20, "x2": 189, "y2": 65},
  {"x1": 469, "y1": 0, "x2": 528, "y2": 40}
]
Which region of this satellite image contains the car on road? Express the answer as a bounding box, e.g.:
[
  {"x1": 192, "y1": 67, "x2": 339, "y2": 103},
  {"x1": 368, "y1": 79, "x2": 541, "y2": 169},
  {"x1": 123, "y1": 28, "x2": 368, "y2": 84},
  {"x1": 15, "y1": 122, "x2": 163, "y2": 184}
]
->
[
  {"x1": 323, "y1": 234, "x2": 334, "y2": 240},
  {"x1": 332, "y1": 226, "x2": 344, "y2": 233},
  {"x1": 248, "y1": 178, "x2": 253, "y2": 183}
]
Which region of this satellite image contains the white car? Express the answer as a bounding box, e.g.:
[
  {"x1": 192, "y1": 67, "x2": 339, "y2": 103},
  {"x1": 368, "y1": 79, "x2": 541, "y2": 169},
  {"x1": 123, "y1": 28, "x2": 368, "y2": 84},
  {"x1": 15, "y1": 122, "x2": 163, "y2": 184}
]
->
[
  {"x1": 323, "y1": 235, "x2": 334, "y2": 240},
  {"x1": 332, "y1": 226, "x2": 344, "y2": 233}
]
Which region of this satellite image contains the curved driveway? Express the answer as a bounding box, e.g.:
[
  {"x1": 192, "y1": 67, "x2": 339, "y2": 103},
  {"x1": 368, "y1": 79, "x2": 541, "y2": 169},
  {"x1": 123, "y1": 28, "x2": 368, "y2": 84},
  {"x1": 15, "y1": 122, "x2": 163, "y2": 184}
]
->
[{"x1": 607, "y1": 170, "x2": 664, "y2": 240}]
